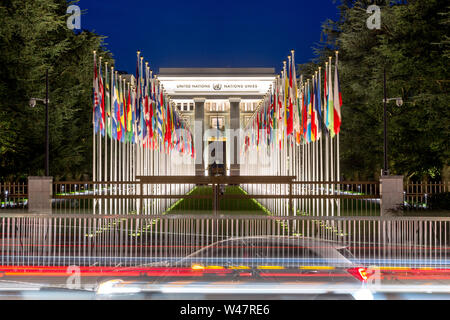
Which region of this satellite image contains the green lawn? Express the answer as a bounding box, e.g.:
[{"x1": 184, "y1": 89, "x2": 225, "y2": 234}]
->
[{"x1": 166, "y1": 186, "x2": 270, "y2": 215}]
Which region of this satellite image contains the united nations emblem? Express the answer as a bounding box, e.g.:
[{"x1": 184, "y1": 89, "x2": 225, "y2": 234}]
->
[{"x1": 213, "y1": 84, "x2": 223, "y2": 91}]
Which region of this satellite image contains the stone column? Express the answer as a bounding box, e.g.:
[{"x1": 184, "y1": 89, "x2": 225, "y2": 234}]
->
[
  {"x1": 194, "y1": 98, "x2": 206, "y2": 177},
  {"x1": 28, "y1": 176, "x2": 53, "y2": 213},
  {"x1": 229, "y1": 98, "x2": 241, "y2": 176},
  {"x1": 380, "y1": 175, "x2": 404, "y2": 216}
]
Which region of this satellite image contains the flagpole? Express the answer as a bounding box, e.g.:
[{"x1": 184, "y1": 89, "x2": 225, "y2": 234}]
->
[
  {"x1": 336, "y1": 51, "x2": 341, "y2": 217},
  {"x1": 118, "y1": 74, "x2": 122, "y2": 216},
  {"x1": 104, "y1": 61, "x2": 109, "y2": 215},
  {"x1": 114, "y1": 70, "x2": 118, "y2": 215},
  {"x1": 93, "y1": 51, "x2": 97, "y2": 215},
  {"x1": 110, "y1": 65, "x2": 113, "y2": 215}
]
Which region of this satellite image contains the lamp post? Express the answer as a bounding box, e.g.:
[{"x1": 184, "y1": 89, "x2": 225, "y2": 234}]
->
[
  {"x1": 382, "y1": 68, "x2": 403, "y2": 177},
  {"x1": 30, "y1": 69, "x2": 50, "y2": 176},
  {"x1": 383, "y1": 68, "x2": 388, "y2": 176}
]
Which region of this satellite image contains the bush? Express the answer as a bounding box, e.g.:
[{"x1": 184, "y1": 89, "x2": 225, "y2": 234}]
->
[{"x1": 428, "y1": 193, "x2": 450, "y2": 210}]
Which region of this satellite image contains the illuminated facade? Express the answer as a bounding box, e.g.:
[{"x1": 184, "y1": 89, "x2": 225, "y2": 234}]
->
[{"x1": 158, "y1": 68, "x2": 275, "y2": 176}]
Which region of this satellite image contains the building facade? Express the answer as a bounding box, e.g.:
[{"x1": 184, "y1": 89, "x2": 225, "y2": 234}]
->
[{"x1": 158, "y1": 68, "x2": 275, "y2": 176}]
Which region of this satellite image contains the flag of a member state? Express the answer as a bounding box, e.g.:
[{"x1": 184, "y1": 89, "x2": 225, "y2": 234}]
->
[
  {"x1": 315, "y1": 74, "x2": 322, "y2": 141},
  {"x1": 126, "y1": 89, "x2": 132, "y2": 142},
  {"x1": 286, "y1": 59, "x2": 294, "y2": 136},
  {"x1": 327, "y1": 60, "x2": 335, "y2": 138},
  {"x1": 310, "y1": 79, "x2": 317, "y2": 142},
  {"x1": 119, "y1": 84, "x2": 125, "y2": 142},
  {"x1": 111, "y1": 74, "x2": 118, "y2": 140},
  {"x1": 115, "y1": 79, "x2": 122, "y2": 142},
  {"x1": 98, "y1": 64, "x2": 105, "y2": 136},
  {"x1": 302, "y1": 87, "x2": 307, "y2": 140},
  {"x1": 334, "y1": 53, "x2": 342, "y2": 135},
  {"x1": 93, "y1": 54, "x2": 102, "y2": 135},
  {"x1": 307, "y1": 84, "x2": 312, "y2": 143},
  {"x1": 105, "y1": 68, "x2": 112, "y2": 138}
]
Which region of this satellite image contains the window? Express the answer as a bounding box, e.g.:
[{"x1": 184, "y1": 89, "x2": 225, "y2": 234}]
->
[{"x1": 211, "y1": 116, "x2": 224, "y2": 129}]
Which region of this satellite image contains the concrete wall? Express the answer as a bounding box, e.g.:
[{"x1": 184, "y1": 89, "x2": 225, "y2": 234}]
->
[
  {"x1": 380, "y1": 175, "x2": 404, "y2": 216},
  {"x1": 28, "y1": 176, "x2": 53, "y2": 213}
]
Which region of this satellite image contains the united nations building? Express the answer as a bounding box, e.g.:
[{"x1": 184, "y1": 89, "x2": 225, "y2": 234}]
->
[{"x1": 157, "y1": 68, "x2": 276, "y2": 177}]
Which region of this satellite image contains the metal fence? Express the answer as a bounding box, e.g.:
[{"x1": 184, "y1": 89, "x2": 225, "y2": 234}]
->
[
  {"x1": 254, "y1": 181, "x2": 381, "y2": 217},
  {"x1": 0, "y1": 214, "x2": 448, "y2": 269},
  {"x1": 404, "y1": 181, "x2": 449, "y2": 211},
  {"x1": 0, "y1": 182, "x2": 27, "y2": 209},
  {"x1": 51, "y1": 177, "x2": 382, "y2": 217},
  {"x1": 2, "y1": 180, "x2": 449, "y2": 216}
]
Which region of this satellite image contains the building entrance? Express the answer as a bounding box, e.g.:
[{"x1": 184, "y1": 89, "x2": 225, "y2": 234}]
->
[{"x1": 208, "y1": 138, "x2": 227, "y2": 176}]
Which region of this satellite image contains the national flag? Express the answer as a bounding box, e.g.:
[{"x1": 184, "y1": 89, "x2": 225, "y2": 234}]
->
[
  {"x1": 327, "y1": 58, "x2": 335, "y2": 138},
  {"x1": 307, "y1": 81, "x2": 312, "y2": 143},
  {"x1": 111, "y1": 71, "x2": 118, "y2": 140},
  {"x1": 315, "y1": 71, "x2": 323, "y2": 141},
  {"x1": 114, "y1": 73, "x2": 122, "y2": 141},
  {"x1": 93, "y1": 53, "x2": 102, "y2": 134},
  {"x1": 302, "y1": 83, "x2": 307, "y2": 141},
  {"x1": 286, "y1": 57, "x2": 294, "y2": 136},
  {"x1": 98, "y1": 61, "x2": 105, "y2": 136},
  {"x1": 333, "y1": 52, "x2": 342, "y2": 135},
  {"x1": 126, "y1": 85, "x2": 132, "y2": 142},
  {"x1": 119, "y1": 77, "x2": 125, "y2": 142}
]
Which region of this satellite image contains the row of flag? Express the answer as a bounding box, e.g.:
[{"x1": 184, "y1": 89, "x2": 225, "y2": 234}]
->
[
  {"x1": 244, "y1": 51, "x2": 342, "y2": 153},
  {"x1": 93, "y1": 52, "x2": 195, "y2": 157}
]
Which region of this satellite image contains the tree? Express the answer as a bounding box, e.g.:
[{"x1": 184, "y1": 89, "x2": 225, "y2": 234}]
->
[
  {"x1": 300, "y1": 0, "x2": 450, "y2": 181},
  {"x1": 0, "y1": 0, "x2": 113, "y2": 180}
]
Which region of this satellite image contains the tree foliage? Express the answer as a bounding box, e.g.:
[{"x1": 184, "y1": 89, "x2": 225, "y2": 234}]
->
[
  {"x1": 0, "y1": 0, "x2": 113, "y2": 181},
  {"x1": 299, "y1": 0, "x2": 449, "y2": 181}
]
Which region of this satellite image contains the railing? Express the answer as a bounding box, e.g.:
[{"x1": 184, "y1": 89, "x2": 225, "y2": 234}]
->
[
  {"x1": 0, "y1": 182, "x2": 27, "y2": 210},
  {"x1": 255, "y1": 181, "x2": 380, "y2": 217},
  {"x1": 53, "y1": 180, "x2": 196, "y2": 215},
  {"x1": 0, "y1": 214, "x2": 448, "y2": 269},
  {"x1": 5, "y1": 179, "x2": 447, "y2": 215},
  {"x1": 404, "y1": 181, "x2": 449, "y2": 211},
  {"x1": 52, "y1": 178, "x2": 382, "y2": 217}
]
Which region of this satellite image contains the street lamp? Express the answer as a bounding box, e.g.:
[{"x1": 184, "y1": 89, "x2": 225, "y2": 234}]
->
[
  {"x1": 29, "y1": 69, "x2": 50, "y2": 177},
  {"x1": 382, "y1": 68, "x2": 403, "y2": 177}
]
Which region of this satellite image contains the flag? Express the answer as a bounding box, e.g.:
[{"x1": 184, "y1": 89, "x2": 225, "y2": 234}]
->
[
  {"x1": 327, "y1": 58, "x2": 335, "y2": 138},
  {"x1": 286, "y1": 57, "x2": 294, "y2": 136},
  {"x1": 307, "y1": 81, "x2": 312, "y2": 143},
  {"x1": 114, "y1": 73, "x2": 122, "y2": 141},
  {"x1": 302, "y1": 83, "x2": 307, "y2": 141},
  {"x1": 93, "y1": 53, "x2": 102, "y2": 134},
  {"x1": 310, "y1": 77, "x2": 317, "y2": 142},
  {"x1": 105, "y1": 64, "x2": 112, "y2": 138},
  {"x1": 119, "y1": 77, "x2": 125, "y2": 142},
  {"x1": 333, "y1": 52, "x2": 342, "y2": 135},
  {"x1": 98, "y1": 61, "x2": 105, "y2": 136},
  {"x1": 111, "y1": 71, "x2": 118, "y2": 140},
  {"x1": 131, "y1": 83, "x2": 137, "y2": 144},
  {"x1": 157, "y1": 86, "x2": 164, "y2": 144},
  {"x1": 315, "y1": 71, "x2": 323, "y2": 141},
  {"x1": 323, "y1": 62, "x2": 330, "y2": 136},
  {"x1": 126, "y1": 85, "x2": 132, "y2": 142}
]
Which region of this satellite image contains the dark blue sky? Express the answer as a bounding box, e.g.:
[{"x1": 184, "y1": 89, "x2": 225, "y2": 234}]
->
[{"x1": 78, "y1": 0, "x2": 340, "y2": 74}]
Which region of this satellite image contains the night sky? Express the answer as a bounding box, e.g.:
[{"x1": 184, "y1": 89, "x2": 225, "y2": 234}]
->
[{"x1": 78, "y1": 0, "x2": 340, "y2": 74}]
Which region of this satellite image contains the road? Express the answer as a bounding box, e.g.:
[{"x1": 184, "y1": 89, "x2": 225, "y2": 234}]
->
[{"x1": 0, "y1": 268, "x2": 449, "y2": 300}]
